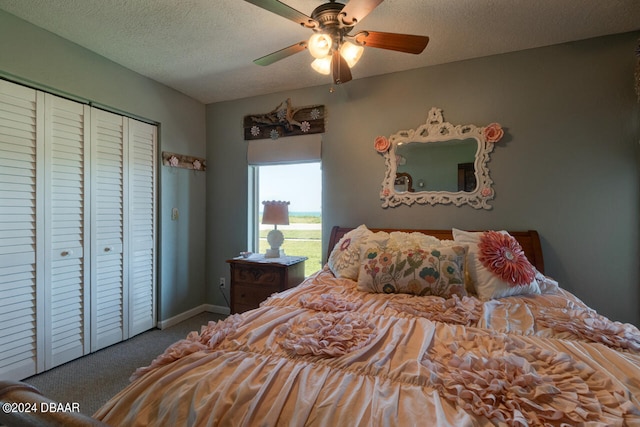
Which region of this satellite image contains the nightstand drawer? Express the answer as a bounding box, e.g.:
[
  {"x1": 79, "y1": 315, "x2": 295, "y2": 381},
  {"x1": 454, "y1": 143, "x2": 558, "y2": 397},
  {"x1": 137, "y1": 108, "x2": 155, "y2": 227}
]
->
[
  {"x1": 233, "y1": 283, "x2": 278, "y2": 308},
  {"x1": 232, "y1": 264, "x2": 284, "y2": 285}
]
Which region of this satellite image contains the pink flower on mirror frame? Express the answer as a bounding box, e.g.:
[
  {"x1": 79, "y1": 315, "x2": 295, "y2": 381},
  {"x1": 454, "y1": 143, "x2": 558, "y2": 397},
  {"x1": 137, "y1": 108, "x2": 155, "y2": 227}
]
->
[
  {"x1": 481, "y1": 187, "x2": 492, "y2": 197},
  {"x1": 484, "y1": 123, "x2": 504, "y2": 143},
  {"x1": 374, "y1": 136, "x2": 390, "y2": 153},
  {"x1": 478, "y1": 231, "x2": 535, "y2": 287}
]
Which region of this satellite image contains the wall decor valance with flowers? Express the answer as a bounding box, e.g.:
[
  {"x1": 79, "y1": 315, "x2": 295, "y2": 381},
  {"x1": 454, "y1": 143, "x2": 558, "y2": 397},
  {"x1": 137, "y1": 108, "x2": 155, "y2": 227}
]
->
[
  {"x1": 243, "y1": 98, "x2": 325, "y2": 141},
  {"x1": 374, "y1": 107, "x2": 505, "y2": 209}
]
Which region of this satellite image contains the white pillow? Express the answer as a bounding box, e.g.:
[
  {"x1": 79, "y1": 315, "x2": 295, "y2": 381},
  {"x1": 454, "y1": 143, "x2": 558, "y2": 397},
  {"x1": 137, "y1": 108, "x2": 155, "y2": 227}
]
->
[
  {"x1": 328, "y1": 228, "x2": 448, "y2": 281},
  {"x1": 328, "y1": 225, "x2": 373, "y2": 279},
  {"x1": 452, "y1": 228, "x2": 540, "y2": 300},
  {"x1": 389, "y1": 231, "x2": 442, "y2": 248},
  {"x1": 535, "y1": 268, "x2": 559, "y2": 294}
]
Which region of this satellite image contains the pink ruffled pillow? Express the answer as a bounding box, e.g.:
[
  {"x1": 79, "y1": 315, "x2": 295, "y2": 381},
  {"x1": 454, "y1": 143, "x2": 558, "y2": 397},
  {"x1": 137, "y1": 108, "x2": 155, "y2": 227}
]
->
[{"x1": 452, "y1": 228, "x2": 540, "y2": 300}]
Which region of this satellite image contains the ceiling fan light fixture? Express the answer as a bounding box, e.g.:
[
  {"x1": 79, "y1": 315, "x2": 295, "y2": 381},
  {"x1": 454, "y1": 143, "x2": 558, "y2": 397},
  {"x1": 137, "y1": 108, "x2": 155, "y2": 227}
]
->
[
  {"x1": 311, "y1": 56, "x2": 332, "y2": 75},
  {"x1": 245, "y1": 0, "x2": 429, "y2": 86},
  {"x1": 339, "y1": 41, "x2": 364, "y2": 68},
  {"x1": 308, "y1": 33, "x2": 333, "y2": 59}
]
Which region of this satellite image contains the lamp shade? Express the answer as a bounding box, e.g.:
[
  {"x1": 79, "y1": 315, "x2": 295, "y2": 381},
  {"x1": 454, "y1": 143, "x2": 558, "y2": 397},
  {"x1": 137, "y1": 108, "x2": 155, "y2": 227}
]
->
[{"x1": 262, "y1": 201, "x2": 290, "y2": 225}]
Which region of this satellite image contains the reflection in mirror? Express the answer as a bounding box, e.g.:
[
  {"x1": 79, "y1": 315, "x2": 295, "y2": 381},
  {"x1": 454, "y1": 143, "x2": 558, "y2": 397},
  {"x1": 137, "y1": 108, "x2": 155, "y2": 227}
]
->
[
  {"x1": 458, "y1": 162, "x2": 476, "y2": 192},
  {"x1": 375, "y1": 107, "x2": 505, "y2": 209},
  {"x1": 394, "y1": 172, "x2": 414, "y2": 193},
  {"x1": 396, "y1": 138, "x2": 477, "y2": 192}
]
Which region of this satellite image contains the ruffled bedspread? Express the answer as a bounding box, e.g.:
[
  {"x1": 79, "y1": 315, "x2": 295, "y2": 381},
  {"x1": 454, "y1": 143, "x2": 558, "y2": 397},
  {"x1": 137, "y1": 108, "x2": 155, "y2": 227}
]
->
[{"x1": 95, "y1": 267, "x2": 640, "y2": 426}]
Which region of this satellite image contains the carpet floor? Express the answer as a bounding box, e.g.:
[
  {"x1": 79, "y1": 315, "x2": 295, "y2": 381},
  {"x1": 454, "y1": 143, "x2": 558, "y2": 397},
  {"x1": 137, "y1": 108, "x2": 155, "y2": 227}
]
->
[{"x1": 23, "y1": 311, "x2": 225, "y2": 418}]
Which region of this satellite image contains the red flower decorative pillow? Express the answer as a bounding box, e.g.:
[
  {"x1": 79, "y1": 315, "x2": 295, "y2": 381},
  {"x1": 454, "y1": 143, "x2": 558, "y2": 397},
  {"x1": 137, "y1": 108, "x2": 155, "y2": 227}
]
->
[
  {"x1": 478, "y1": 231, "x2": 536, "y2": 286},
  {"x1": 452, "y1": 229, "x2": 540, "y2": 300}
]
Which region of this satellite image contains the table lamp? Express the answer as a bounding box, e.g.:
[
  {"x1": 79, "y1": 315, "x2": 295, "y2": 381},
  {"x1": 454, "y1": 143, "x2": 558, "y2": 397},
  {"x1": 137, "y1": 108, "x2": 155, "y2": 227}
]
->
[{"x1": 262, "y1": 200, "x2": 289, "y2": 258}]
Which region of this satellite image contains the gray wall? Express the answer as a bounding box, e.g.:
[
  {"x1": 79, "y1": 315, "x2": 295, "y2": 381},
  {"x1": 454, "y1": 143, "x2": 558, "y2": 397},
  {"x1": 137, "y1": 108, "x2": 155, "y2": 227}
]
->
[
  {"x1": 0, "y1": 10, "x2": 207, "y2": 321},
  {"x1": 207, "y1": 31, "x2": 640, "y2": 325},
  {"x1": 3, "y1": 7, "x2": 637, "y2": 326}
]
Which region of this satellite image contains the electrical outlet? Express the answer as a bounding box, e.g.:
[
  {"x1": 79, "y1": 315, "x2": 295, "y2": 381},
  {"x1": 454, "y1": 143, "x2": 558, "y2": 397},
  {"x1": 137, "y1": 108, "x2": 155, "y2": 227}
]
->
[{"x1": 219, "y1": 277, "x2": 226, "y2": 288}]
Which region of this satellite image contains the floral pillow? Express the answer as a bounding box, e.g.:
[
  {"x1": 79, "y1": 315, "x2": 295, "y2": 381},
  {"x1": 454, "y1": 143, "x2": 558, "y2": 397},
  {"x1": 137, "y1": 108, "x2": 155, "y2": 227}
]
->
[
  {"x1": 328, "y1": 225, "x2": 373, "y2": 280},
  {"x1": 357, "y1": 243, "x2": 468, "y2": 298},
  {"x1": 452, "y1": 228, "x2": 540, "y2": 300}
]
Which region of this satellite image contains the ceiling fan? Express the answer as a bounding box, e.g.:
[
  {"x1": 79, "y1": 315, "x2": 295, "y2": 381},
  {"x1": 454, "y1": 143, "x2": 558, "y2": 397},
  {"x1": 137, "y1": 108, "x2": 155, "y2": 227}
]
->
[{"x1": 243, "y1": 0, "x2": 430, "y2": 85}]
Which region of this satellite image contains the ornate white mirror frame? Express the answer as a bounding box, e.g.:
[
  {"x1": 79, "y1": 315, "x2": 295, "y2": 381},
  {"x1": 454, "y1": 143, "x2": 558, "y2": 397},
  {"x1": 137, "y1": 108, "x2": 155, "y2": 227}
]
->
[{"x1": 375, "y1": 107, "x2": 504, "y2": 209}]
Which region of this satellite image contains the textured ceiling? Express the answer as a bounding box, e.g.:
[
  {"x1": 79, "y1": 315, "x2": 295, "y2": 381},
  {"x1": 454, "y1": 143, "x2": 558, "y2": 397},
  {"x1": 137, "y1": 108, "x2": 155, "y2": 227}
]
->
[{"x1": 0, "y1": 0, "x2": 638, "y2": 104}]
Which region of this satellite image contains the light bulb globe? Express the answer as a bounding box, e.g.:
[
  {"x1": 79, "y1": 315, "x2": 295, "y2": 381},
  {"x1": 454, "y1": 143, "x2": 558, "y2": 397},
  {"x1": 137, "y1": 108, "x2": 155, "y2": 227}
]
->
[
  {"x1": 311, "y1": 56, "x2": 332, "y2": 75},
  {"x1": 340, "y1": 41, "x2": 364, "y2": 68},
  {"x1": 308, "y1": 33, "x2": 332, "y2": 59}
]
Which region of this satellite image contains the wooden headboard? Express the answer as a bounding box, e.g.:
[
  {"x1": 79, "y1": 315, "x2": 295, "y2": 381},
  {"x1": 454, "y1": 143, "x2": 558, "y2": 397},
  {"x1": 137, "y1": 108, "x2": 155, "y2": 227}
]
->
[{"x1": 327, "y1": 226, "x2": 545, "y2": 274}]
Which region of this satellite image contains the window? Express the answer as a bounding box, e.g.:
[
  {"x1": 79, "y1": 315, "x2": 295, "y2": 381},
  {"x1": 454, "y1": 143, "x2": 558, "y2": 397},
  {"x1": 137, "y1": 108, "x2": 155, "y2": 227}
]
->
[{"x1": 249, "y1": 162, "x2": 322, "y2": 276}]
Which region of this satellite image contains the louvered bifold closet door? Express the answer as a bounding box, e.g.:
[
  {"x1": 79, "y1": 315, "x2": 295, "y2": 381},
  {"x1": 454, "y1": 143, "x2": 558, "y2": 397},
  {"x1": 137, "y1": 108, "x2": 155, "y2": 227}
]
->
[
  {"x1": 128, "y1": 119, "x2": 156, "y2": 336},
  {"x1": 43, "y1": 94, "x2": 90, "y2": 369},
  {"x1": 90, "y1": 108, "x2": 127, "y2": 351},
  {"x1": 0, "y1": 80, "x2": 44, "y2": 380}
]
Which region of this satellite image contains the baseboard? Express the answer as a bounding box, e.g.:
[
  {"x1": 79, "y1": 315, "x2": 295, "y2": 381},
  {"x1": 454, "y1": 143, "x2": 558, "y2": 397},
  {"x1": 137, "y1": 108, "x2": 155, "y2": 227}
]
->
[
  {"x1": 157, "y1": 304, "x2": 231, "y2": 330},
  {"x1": 204, "y1": 304, "x2": 232, "y2": 316}
]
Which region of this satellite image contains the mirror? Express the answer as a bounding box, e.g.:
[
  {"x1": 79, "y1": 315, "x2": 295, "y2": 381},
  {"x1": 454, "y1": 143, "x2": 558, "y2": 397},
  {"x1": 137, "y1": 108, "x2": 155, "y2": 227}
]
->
[
  {"x1": 395, "y1": 138, "x2": 477, "y2": 192},
  {"x1": 376, "y1": 107, "x2": 504, "y2": 209}
]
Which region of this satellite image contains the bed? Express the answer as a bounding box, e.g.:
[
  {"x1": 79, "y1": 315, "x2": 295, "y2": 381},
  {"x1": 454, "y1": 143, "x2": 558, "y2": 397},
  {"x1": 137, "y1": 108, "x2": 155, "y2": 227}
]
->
[{"x1": 84, "y1": 225, "x2": 640, "y2": 426}]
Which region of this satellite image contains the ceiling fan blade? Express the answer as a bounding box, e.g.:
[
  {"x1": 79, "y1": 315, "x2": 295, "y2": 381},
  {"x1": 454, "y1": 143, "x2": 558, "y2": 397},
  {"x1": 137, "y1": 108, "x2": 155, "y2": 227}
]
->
[
  {"x1": 332, "y1": 50, "x2": 352, "y2": 85},
  {"x1": 254, "y1": 41, "x2": 307, "y2": 66},
  {"x1": 340, "y1": 0, "x2": 384, "y2": 26},
  {"x1": 243, "y1": 0, "x2": 317, "y2": 28},
  {"x1": 354, "y1": 31, "x2": 429, "y2": 54}
]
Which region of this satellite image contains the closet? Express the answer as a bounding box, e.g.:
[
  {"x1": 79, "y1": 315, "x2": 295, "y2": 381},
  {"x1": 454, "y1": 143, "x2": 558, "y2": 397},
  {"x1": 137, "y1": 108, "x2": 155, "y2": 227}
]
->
[{"x1": 0, "y1": 79, "x2": 156, "y2": 380}]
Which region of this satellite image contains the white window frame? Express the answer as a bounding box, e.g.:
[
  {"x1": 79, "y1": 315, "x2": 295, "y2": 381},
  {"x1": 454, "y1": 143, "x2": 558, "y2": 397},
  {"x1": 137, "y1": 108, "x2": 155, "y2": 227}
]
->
[{"x1": 247, "y1": 166, "x2": 260, "y2": 253}]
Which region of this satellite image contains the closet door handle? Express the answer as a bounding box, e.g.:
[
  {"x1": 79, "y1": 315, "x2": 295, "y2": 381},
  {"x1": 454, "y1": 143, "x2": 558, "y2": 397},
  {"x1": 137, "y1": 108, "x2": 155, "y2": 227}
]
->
[
  {"x1": 60, "y1": 249, "x2": 73, "y2": 257},
  {"x1": 104, "y1": 246, "x2": 113, "y2": 253}
]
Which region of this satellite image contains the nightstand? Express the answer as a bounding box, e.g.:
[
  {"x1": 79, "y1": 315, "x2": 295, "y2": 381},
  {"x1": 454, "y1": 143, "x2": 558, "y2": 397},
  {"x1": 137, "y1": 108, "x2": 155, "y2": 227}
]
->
[{"x1": 226, "y1": 255, "x2": 307, "y2": 314}]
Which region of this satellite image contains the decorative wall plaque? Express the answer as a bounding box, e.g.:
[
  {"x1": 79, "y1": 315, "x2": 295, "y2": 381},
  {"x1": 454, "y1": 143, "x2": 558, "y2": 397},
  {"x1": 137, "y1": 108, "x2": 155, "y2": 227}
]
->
[{"x1": 162, "y1": 151, "x2": 207, "y2": 171}]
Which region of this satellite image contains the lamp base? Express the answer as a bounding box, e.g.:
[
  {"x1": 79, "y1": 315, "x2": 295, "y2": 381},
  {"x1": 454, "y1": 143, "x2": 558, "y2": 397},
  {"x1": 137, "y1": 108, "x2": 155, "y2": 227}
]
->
[
  {"x1": 265, "y1": 248, "x2": 284, "y2": 258},
  {"x1": 265, "y1": 228, "x2": 285, "y2": 258}
]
